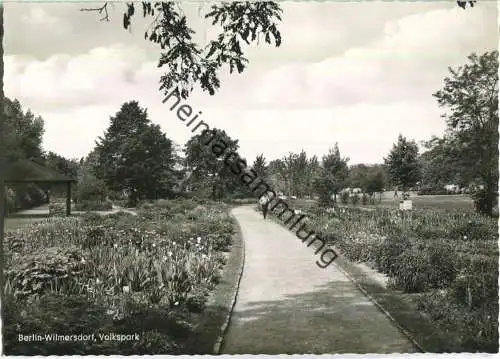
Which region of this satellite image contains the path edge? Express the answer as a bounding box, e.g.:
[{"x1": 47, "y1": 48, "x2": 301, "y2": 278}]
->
[
  {"x1": 330, "y1": 253, "x2": 426, "y2": 352},
  {"x1": 261, "y1": 205, "x2": 453, "y2": 353},
  {"x1": 327, "y1": 241, "x2": 458, "y2": 353},
  {"x1": 212, "y1": 210, "x2": 246, "y2": 354}
]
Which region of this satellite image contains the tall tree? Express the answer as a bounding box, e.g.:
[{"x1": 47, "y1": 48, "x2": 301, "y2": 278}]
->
[
  {"x1": 3, "y1": 98, "x2": 45, "y2": 162},
  {"x1": 267, "y1": 158, "x2": 287, "y2": 195},
  {"x1": 384, "y1": 134, "x2": 421, "y2": 192},
  {"x1": 314, "y1": 143, "x2": 349, "y2": 205},
  {"x1": 252, "y1": 154, "x2": 268, "y2": 181},
  {"x1": 419, "y1": 136, "x2": 460, "y2": 189},
  {"x1": 348, "y1": 163, "x2": 387, "y2": 199},
  {"x1": 364, "y1": 165, "x2": 387, "y2": 202},
  {"x1": 306, "y1": 155, "x2": 321, "y2": 197},
  {"x1": 184, "y1": 128, "x2": 240, "y2": 200},
  {"x1": 432, "y1": 50, "x2": 499, "y2": 215},
  {"x1": 348, "y1": 164, "x2": 369, "y2": 189},
  {"x1": 291, "y1": 150, "x2": 310, "y2": 197},
  {"x1": 43, "y1": 152, "x2": 79, "y2": 178},
  {"x1": 41, "y1": 151, "x2": 79, "y2": 196},
  {"x1": 83, "y1": 2, "x2": 282, "y2": 99},
  {"x1": 95, "y1": 101, "x2": 177, "y2": 206},
  {"x1": 282, "y1": 152, "x2": 297, "y2": 196}
]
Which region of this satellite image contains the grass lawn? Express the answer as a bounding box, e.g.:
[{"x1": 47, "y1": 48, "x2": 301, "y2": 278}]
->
[
  {"x1": 373, "y1": 192, "x2": 474, "y2": 211},
  {"x1": 281, "y1": 193, "x2": 474, "y2": 212}
]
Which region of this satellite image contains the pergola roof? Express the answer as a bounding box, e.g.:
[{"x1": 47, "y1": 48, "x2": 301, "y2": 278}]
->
[{"x1": 3, "y1": 159, "x2": 77, "y2": 183}]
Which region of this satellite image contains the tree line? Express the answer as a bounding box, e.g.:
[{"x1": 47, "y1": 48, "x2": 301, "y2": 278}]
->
[{"x1": 3, "y1": 50, "x2": 498, "y2": 217}]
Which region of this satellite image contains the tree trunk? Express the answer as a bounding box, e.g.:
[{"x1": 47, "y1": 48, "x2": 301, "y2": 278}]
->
[
  {"x1": 211, "y1": 183, "x2": 217, "y2": 200},
  {"x1": 129, "y1": 189, "x2": 138, "y2": 207},
  {"x1": 486, "y1": 182, "x2": 498, "y2": 217}
]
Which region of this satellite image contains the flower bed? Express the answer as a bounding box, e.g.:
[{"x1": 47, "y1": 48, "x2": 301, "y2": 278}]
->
[
  {"x1": 3, "y1": 200, "x2": 236, "y2": 355},
  {"x1": 311, "y1": 206, "x2": 498, "y2": 352}
]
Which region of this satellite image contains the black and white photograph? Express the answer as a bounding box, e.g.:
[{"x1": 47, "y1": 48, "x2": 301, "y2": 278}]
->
[{"x1": 1, "y1": 0, "x2": 498, "y2": 355}]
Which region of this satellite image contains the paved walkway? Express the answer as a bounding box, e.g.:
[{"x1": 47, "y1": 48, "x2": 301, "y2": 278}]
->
[{"x1": 221, "y1": 206, "x2": 417, "y2": 354}]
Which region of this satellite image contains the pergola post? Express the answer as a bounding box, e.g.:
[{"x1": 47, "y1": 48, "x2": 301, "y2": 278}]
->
[{"x1": 66, "y1": 181, "x2": 72, "y2": 216}]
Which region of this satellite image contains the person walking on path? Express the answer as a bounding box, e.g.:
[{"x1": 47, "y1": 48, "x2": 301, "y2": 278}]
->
[{"x1": 259, "y1": 193, "x2": 271, "y2": 219}]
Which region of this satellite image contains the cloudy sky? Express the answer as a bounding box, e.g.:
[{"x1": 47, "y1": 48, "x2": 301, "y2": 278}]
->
[{"x1": 4, "y1": 1, "x2": 498, "y2": 165}]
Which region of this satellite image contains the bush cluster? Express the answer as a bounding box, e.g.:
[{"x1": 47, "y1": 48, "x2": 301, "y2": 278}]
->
[
  {"x1": 3, "y1": 200, "x2": 236, "y2": 355},
  {"x1": 5, "y1": 184, "x2": 48, "y2": 215},
  {"x1": 312, "y1": 206, "x2": 498, "y2": 352},
  {"x1": 74, "y1": 199, "x2": 113, "y2": 212}
]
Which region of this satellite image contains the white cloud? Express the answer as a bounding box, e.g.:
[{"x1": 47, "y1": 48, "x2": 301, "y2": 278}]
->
[
  {"x1": 4, "y1": 2, "x2": 498, "y2": 165},
  {"x1": 5, "y1": 44, "x2": 162, "y2": 111},
  {"x1": 244, "y1": 5, "x2": 497, "y2": 108},
  {"x1": 21, "y1": 6, "x2": 72, "y2": 31}
]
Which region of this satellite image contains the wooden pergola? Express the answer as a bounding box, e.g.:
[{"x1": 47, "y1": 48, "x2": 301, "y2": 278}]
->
[{"x1": 4, "y1": 159, "x2": 77, "y2": 216}]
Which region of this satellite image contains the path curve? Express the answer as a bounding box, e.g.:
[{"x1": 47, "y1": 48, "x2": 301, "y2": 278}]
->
[{"x1": 221, "y1": 206, "x2": 418, "y2": 354}]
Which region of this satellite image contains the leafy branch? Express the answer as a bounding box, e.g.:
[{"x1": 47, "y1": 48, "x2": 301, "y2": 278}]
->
[
  {"x1": 81, "y1": 1, "x2": 283, "y2": 100},
  {"x1": 457, "y1": 1, "x2": 477, "y2": 9},
  {"x1": 80, "y1": 3, "x2": 110, "y2": 22}
]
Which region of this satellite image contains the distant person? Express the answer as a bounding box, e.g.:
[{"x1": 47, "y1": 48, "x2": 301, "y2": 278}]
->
[
  {"x1": 259, "y1": 194, "x2": 271, "y2": 219},
  {"x1": 394, "y1": 187, "x2": 398, "y2": 198}
]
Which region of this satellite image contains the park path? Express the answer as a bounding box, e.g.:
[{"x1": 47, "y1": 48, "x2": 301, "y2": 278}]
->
[
  {"x1": 11, "y1": 204, "x2": 137, "y2": 216},
  {"x1": 221, "y1": 206, "x2": 417, "y2": 354}
]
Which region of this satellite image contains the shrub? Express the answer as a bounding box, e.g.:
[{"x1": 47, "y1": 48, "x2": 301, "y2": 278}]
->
[
  {"x1": 417, "y1": 290, "x2": 499, "y2": 352},
  {"x1": 207, "y1": 232, "x2": 233, "y2": 252},
  {"x1": 230, "y1": 198, "x2": 258, "y2": 205},
  {"x1": 49, "y1": 202, "x2": 66, "y2": 216},
  {"x1": 186, "y1": 288, "x2": 209, "y2": 313},
  {"x1": 389, "y1": 239, "x2": 458, "y2": 293},
  {"x1": 4, "y1": 200, "x2": 236, "y2": 355},
  {"x1": 447, "y1": 218, "x2": 498, "y2": 242},
  {"x1": 312, "y1": 205, "x2": 498, "y2": 352},
  {"x1": 5, "y1": 184, "x2": 48, "y2": 214},
  {"x1": 6, "y1": 246, "x2": 85, "y2": 299},
  {"x1": 417, "y1": 185, "x2": 449, "y2": 195},
  {"x1": 74, "y1": 199, "x2": 113, "y2": 212},
  {"x1": 471, "y1": 188, "x2": 498, "y2": 216},
  {"x1": 5, "y1": 187, "x2": 16, "y2": 215},
  {"x1": 336, "y1": 232, "x2": 383, "y2": 263},
  {"x1": 350, "y1": 193, "x2": 360, "y2": 206},
  {"x1": 2, "y1": 293, "x2": 113, "y2": 355},
  {"x1": 74, "y1": 174, "x2": 108, "y2": 203},
  {"x1": 371, "y1": 230, "x2": 412, "y2": 275},
  {"x1": 450, "y1": 254, "x2": 498, "y2": 310},
  {"x1": 5, "y1": 218, "x2": 84, "y2": 254},
  {"x1": 361, "y1": 193, "x2": 369, "y2": 205}
]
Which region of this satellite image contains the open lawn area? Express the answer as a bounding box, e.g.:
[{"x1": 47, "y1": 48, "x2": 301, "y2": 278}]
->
[
  {"x1": 281, "y1": 193, "x2": 475, "y2": 212},
  {"x1": 369, "y1": 192, "x2": 474, "y2": 211}
]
